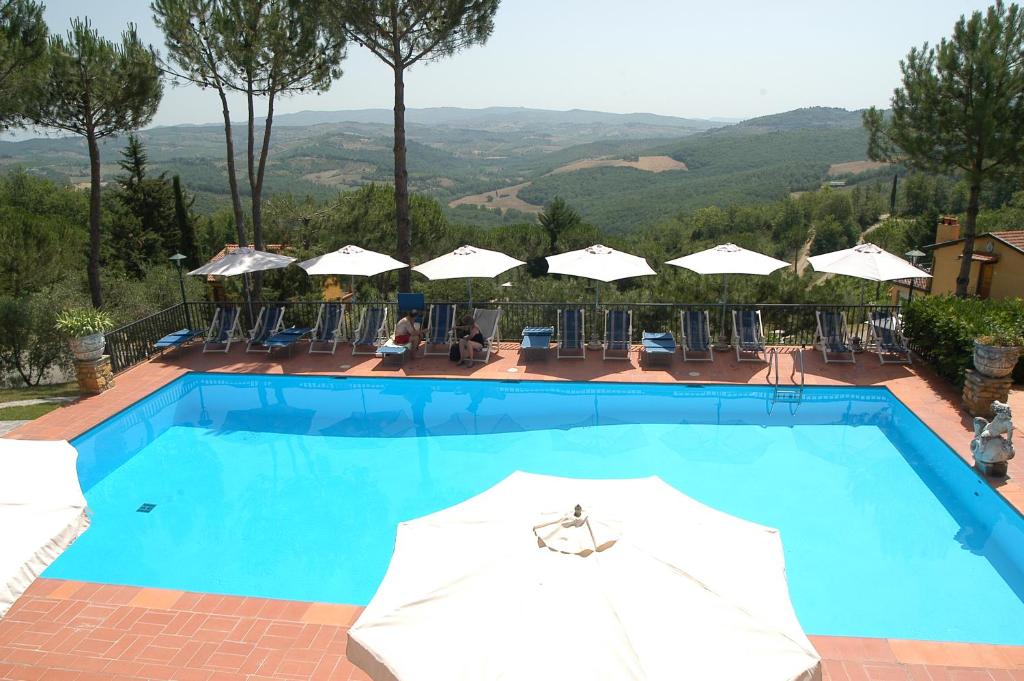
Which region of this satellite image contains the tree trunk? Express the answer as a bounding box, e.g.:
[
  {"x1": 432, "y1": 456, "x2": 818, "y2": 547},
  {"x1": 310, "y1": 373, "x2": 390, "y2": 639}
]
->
[
  {"x1": 218, "y1": 87, "x2": 247, "y2": 245},
  {"x1": 86, "y1": 132, "x2": 103, "y2": 309},
  {"x1": 393, "y1": 64, "x2": 411, "y2": 292},
  {"x1": 955, "y1": 182, "x2": 981, "y2": 298},
  {"x1": 246, "y1": 84, "x2": 259, "y2": 248},
  {"x1": 252, "y1": 91, "x2": 275, "y2": 253}
]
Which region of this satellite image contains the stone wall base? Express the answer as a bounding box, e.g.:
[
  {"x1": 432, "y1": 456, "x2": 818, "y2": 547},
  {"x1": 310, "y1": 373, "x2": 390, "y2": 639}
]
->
[
  {"x1": 961, "y1": 369, "x2": 1012, "y2": 418},
  {"x1": 74, "y1": 355, "x2": 114, "y2": 394}
]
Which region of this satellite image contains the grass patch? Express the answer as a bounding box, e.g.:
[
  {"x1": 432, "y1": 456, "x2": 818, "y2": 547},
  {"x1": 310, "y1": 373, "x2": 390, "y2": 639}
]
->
[
  {"x1": 0, "y1": 381, "x2": 79, "y2": 404},
  {"x1": 0, "y1": 402, "x2": 62, "y2": 421}
]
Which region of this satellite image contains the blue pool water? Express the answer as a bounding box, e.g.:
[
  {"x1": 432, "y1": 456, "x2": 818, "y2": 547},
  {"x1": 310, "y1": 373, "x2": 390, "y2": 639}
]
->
[{"x1": 46, "y1": 373, "x2": 1024, "y2": 644}]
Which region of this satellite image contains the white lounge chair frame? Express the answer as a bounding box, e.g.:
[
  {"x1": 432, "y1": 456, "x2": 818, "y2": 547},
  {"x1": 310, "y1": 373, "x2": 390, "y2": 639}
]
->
[
  {"x1": 867, "y1": 311, "x2": 911, "y2": 365},
  {"x1": 731, "y1": 310, "x2": 766, "y2": 363},
  {"x1": 680, "y1": 310, "x2": 714, "y2": 362},
  {"x1": 603, "y1": 309, "x2": 632, "y2": 361},
  {"x1": 467, "y1": 307, "x2": 502, "y2": 363},
  {"x1": 423, "y1": 304, "x2": 457, "y2": 357},
  {"x1": 556, "y1": 309, "x2": 586, "y2": 359},
  {"x1": 815, "y1": 310, "x2": 856, "y2": 364},
  {"x1": 309, "y1": 302, "x2": 345, "y2": 355},
  {"x1": 202, "y1": 306, "x2": 242, "y2": 353},
  {"x1": 352, "y1": 306, "x2": 389, "y2": 356},
  {"x1": 246, "y1": 305, "x2": 286, "y2": 353}
]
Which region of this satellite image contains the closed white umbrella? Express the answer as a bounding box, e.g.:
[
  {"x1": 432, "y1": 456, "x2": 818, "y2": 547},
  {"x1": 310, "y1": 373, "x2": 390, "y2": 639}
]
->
[
  {"x1": 413, "y1": 245, "x2": 525, "y2": 306},
  {"x1": 807, "y1": 243, "x2": 932, "y2": 282},
  {"x1": 299, "y1": 245, "x2": 408, "y2": 302},
  {"x1": 666, "y1": 244, "x2": 789, "y2": 344},
  {"x1": 348, "y1": 472, "x2": 821, "y2": 681}
]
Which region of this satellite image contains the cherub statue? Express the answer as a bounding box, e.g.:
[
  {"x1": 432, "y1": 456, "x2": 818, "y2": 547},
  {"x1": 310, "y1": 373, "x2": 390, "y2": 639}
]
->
[{"x1": 971, "y1": 401, "x2": 1015, "y2": 476}]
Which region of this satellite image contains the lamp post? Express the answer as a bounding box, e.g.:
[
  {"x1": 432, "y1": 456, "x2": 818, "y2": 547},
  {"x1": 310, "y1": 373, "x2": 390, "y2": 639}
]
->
[
  {"x1": 169, "y1": 253, "x2": 191, "y2": 328},
  {"x1": 905, "y1": 249, "x2": 925, "y2": 302}
]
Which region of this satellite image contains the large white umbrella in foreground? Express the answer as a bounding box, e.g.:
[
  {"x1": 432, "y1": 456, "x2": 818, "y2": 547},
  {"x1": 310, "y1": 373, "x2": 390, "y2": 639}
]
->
[
  {"x1": 413, "y1": 245, "x2": 524, "y2": 306},
  {"x1": 299, "y1": 245, "x2": 407, "y2": 302},
  {"x1": 348, "y1": 472, "x2": 821, "y2": 681},
  {"x1": 187, "y1": 246, "x2": 295, "y2": 277},
  {"x1": 807, "y1": 242, "x2": 932, "y2": 282},
  {"x1": 1, "y1": 440, "x2": 90, "y2": 618},
  {"x1": 666, "y1": 243, "x2": 789, "y2": 343}
]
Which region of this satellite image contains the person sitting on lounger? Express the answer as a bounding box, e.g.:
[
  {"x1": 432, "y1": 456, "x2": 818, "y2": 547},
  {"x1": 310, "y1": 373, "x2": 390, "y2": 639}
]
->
[
  {"x1": 395, "y1": 309, "x2": 426, "y2": 355},
  {"x1": 456, "y1": 314, "x2": 485, "y2": 367}
]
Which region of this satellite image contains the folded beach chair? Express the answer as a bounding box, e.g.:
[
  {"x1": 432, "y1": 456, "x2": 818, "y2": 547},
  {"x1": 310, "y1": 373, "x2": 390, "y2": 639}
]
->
[
  {"x1": 308, "y1": 302, "x2": 345, "y2": 355},
  {"x1": 815, "y1": 310, "x2": 856, "y2": 364},
  {"x1": 352, "y1": 305, "x2": 388, "y2": 356},
  {"x1": 203, "y1": 305, "x2": 242, "y2": 353},
  {"x1": 868, "y1": 310, "x2": 911, "y2": 364},
  {"x1": 603, "y1": 310, "x2": 632, "y2": 360},
  {"x1": 246, "y1": 305, "x2": 286, "y2": 353},
  {"x1": 557, "y1": 309, "x2": 586, "y2": 359},
  {"x1": 680, "y1": 310, "x2": 713, "y2": 362},
  {"x1": 422, "y1": 303, "x2": 457, "y2": 357},
  {"x1": 468, "y1": 307, "x2": 502, "y2": 363},
  {"x1": 154, "y1": 327, "x2": 204, "y2": 355},
  {"x1": 732, "y1": 310, "x2": 766, "y2": 363},
  {"x1": 641, "y1": 331, "x2": 676, "y2": 367}
]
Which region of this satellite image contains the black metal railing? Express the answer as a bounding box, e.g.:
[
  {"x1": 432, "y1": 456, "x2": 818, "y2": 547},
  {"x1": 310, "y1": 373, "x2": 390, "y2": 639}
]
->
[{"x1": 104, "y1": 300, "x2": 903, "y2": 374}]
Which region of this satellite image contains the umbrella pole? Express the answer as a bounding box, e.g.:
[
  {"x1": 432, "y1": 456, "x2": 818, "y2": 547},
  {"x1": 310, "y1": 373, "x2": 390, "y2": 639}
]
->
[
  {"x1": 243, "y1": 272, "x2": 254, "y2": 328},
  {"x1": 350, "y1": 275, "x2": 356, "y2": 304},
  {"x1": 719, "y1": 273, "x2": 729, "y2": 347},
  {"x1": 592, "y1": 284, "x2": 601, "y2": 345},
  {"x1": 468, "y1": 279, "x2": 473, "y2": 309}
]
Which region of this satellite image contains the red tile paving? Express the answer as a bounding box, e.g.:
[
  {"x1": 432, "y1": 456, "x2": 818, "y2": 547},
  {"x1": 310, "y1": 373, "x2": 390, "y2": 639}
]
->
[{"x1": 2, "y1": 341, "x2": 1023, "y2": 679}]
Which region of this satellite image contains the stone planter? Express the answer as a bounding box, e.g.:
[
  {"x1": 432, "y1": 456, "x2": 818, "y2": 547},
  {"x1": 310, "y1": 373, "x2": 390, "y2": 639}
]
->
[
  {"x1": 68, "y1": 332, "x2": 106, "y2": 362},
  {"x1": 972, "y1": 340, "x2": 1021, "y2": 378}
]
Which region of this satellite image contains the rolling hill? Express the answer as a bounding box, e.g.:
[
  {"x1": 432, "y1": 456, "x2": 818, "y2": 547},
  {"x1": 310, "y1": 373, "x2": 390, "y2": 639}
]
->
[{"x1": 0, "y1": 106, "x2": 878, "y2": 232}]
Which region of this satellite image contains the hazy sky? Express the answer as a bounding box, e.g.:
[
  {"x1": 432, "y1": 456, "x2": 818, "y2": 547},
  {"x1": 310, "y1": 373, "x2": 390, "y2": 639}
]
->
[{"x1": 41, "y1": 0, "x2": 995, "y2": 127}]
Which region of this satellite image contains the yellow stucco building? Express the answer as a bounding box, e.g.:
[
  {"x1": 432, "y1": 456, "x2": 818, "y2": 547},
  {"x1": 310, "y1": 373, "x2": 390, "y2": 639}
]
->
[{"x1": 923, "y1": 223, "x2": 1024, "y2": 299}]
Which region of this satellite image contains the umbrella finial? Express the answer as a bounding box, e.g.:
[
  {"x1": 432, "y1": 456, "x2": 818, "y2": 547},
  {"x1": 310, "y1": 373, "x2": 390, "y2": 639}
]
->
[{"x1": 574, "y1": 504, "x2": 582, "y2": 518}]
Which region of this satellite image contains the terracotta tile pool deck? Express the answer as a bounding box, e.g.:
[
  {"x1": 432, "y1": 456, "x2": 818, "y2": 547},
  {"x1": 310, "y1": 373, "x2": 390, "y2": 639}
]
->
[{"x1": 2, "y1": 341, "x2": 1023, "y2": 680}]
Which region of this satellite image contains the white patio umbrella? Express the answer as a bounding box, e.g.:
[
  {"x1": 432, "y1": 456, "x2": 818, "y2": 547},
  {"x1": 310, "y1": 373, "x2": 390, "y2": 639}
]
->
[
  {"x1": 189, "y1": 246, "x2": 296, "y2": 320},
  {"x1": 1, "y1": 440, "x2": 90, "y2": 618},
  {"x1": 413, "y1": 245, "x2": 525, "y2": 307},
  {"x1": 807, "y1": 242, "x2": 932, "y2": 282},
  {"x1": 666, "y1": 243, "x2": 789, "y2": 343},
  {"x1": 348, "y1": 472, "x2": 821, "y2": 681},
  {"x1": 298, "y1": 245, "x2": 408, "y2": 302}
]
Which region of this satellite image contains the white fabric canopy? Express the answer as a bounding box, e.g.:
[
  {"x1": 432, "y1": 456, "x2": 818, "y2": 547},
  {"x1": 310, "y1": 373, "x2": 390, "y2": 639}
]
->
[
  {"x1": 188, "y1": 247, "x2": 295, "y2": 277},
  {"x1": 545, "y1": 244, "x2": 656, "y2": 282},
  {"x1": 412, "y1": 245, "x2": 524, "y2": 281},
  {"x1": 666, "y1": 243, "x2": 789, "y2": 276},
  {"x1": 298, "y1": 245, "x2": 408, "y2": 277},
  {"x1": 1, "y1": 439, "x2": 89, "y2": 618},
  {"x1": 807, "y1": 243, "x2": 932, "y2": 282},
  {"x1": 348, "y1": 472, "x2": 821, "y2": 681}
]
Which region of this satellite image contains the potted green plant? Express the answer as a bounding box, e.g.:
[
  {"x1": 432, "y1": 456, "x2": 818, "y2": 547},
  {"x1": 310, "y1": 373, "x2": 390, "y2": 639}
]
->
[
  {"x1": 973, "y1": 323, "x2": 1024, "y2": 378},
  {"x1": 55, "y1": 308, "x2": 114, "y2": 362}
]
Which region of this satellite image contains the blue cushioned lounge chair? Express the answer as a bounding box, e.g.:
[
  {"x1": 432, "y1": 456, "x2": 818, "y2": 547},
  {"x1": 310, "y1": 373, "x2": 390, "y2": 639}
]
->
[
  {"x1": 154, "y1": 328, "x2": 204, "y2": 354},
  {"x1": 680, "y1": 310, "x2": 713, "y2": 362},
  {"x1": 557, "y1": 309, "x2": 585, "y2": 359},
  {"x1": 815, "y1": 310, "x2": 855, "y2": 364},
  {"x1": 203, "y1": 305, "x2": 242, "y2": 353},
  {"x1": 732, "y1": 310, "x2": 766, "y2": 363},
  {"x1": 641, "y1": 331, "x2": 676, "y2": 367},
  {"x1": 603, "y1": 310, "x2": 632, "y2": 361},
  {"x1": 246, "y1": 305, "x2": 286, "y2": 353}
]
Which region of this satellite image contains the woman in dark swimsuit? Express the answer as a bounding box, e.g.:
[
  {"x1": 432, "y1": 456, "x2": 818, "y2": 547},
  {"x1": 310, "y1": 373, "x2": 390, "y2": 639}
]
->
[{"x1": 458, "y1": 315, "x2": 485, "y2": 367}]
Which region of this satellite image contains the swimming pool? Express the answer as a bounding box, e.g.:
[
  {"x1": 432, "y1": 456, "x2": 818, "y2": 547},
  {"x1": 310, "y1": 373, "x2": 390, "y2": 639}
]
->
[{"x1": 45, "y1": 373, "x2": 1024, "y2": 644}]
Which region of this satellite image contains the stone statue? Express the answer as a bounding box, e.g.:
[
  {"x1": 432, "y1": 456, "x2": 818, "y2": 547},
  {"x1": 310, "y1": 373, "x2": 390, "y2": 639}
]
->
[{"x1": 971, "y1": 401, "x2": 1015, "y2": 476}]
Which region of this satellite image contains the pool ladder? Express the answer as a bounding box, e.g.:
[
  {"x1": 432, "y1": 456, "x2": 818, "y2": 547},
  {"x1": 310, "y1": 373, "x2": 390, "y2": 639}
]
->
[{"x1": 767, "y1": 347, "x2": 805, "y2": 413}]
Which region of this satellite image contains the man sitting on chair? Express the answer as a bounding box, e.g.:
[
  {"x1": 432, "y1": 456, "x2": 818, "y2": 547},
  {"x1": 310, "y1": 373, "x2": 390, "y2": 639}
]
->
[{"x1": 395, "y1": 309, "x2": 426, "y2": 357}]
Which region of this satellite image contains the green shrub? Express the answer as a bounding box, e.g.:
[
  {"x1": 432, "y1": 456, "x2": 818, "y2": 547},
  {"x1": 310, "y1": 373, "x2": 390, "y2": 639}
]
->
[{"x1": 903, "y1": 296, "x2": 1024, "y2": 385}]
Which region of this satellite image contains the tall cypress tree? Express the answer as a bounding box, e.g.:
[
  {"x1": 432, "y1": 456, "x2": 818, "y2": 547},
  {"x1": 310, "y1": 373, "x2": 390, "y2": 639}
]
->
[{"x1": 173, "y1": 174, "x2": 200, "y2": 265}]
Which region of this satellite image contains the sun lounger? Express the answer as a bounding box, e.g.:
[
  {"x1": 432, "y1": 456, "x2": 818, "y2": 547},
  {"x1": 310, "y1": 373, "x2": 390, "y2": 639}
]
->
[
  {"x1": 521, "y1": 326, "x2": 554, "y2": 360},
  {"x1": 352, "y1": 306, "x2": 388, "y2": 356},
  {"x1": 732, "y1": 310, "x2": 766, "y2": 362},
  {"x1": 309, "y1": 302, "x2": 345, "y2": 355},
  {"x1": 641, "y1": 331, "x2": 676, "y2": 367},
  {"x1": 868, "y1": 310, "x2": 911, "y2": 364},
  {"x1": 467, "y1": 307, "x2": 501, "y2": 363},
  {"x1": 422, "y1": 304, "x2": 456, "y2": 357},
  {"x1": 557, "y1": 309, "x2": 586, "y2": 359},
  {"x1": 680, "y1": 310, "x2": 713, "y2": 362},
  {"x1": 154, "y1": 328, "x2": 204, "y2": 354},
  {"x1": 203, "y1": 305, "x2": 242, "y2": 353},
  {"x1": 603, "y1": 310, "x2": 632, "y2": 360},
  {"x1": 815, "y1": 310, "x2": 856, "y2": 364},
  {"x1": 263, "y1": 326, "x2": 313, "y2": 357},
  {"x1": 246, "y1": 305, "x2": 286, "y2": 353}
]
